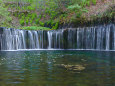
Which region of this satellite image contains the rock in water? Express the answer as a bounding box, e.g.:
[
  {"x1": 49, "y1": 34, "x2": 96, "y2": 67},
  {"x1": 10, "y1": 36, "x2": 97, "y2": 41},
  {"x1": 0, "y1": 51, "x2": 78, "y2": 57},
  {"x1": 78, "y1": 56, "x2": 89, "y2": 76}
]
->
[{"x1": 55, "y1": 64, "x2": 85, "y2": 71}]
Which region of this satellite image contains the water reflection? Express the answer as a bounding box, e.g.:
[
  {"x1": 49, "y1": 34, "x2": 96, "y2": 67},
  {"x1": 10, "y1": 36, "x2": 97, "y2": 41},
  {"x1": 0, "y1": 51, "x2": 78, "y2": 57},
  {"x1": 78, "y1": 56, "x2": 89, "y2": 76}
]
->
[{"x1": 0, "y1": 50, "x2": 115, "y2": 86}]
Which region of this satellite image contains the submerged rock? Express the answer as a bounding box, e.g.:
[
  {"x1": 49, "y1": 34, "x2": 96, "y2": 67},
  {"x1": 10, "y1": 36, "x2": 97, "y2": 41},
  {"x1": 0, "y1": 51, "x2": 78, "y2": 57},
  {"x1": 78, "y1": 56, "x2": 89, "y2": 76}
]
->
[{"x1": 55, "y1": 64, "x2": 85, "y2": 71}]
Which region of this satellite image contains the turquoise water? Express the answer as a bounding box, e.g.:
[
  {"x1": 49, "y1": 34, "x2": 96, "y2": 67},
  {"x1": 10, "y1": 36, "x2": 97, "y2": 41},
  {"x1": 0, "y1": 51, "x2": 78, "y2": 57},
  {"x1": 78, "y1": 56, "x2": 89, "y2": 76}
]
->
[{"x1": 0, "y1": 50, "x2": 115, "y2": 86}]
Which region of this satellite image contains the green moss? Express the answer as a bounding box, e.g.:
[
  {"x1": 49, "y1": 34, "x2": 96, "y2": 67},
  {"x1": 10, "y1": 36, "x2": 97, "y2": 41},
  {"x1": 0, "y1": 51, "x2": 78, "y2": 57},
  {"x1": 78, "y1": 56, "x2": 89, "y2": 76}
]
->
[{"x1": 20, "y1": 26, "x2": 53, "y2": 30}]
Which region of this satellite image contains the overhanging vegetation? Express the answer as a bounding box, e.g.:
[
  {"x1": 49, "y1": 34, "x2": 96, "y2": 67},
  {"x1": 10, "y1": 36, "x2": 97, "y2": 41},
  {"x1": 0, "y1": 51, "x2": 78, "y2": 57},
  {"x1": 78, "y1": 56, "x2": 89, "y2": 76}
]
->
[{"x1": 0, "y1": 0, "x2": 114, "y2": 30}]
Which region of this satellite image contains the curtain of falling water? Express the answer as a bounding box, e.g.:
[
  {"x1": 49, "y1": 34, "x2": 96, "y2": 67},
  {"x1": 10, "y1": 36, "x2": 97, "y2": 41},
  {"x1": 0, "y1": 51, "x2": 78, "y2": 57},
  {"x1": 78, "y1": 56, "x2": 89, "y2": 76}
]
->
[{"x1": 0, "y1": 24, "x2": 114, "y2": 50}]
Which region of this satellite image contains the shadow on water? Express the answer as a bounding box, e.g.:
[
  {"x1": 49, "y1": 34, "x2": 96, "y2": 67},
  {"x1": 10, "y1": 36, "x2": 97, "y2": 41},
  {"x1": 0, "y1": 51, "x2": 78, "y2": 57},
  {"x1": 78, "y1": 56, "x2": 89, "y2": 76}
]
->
[{"x1": 0, "y1": 50, "x2": 115, "y2": 86}]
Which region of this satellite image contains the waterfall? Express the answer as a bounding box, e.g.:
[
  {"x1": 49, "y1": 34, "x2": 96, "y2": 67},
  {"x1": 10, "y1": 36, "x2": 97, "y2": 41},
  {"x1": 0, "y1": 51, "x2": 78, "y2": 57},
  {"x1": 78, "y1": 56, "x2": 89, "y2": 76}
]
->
[
  {"x1": 47, "y1": 31, "x2": 52, "y2": 49},
  {"x1": 0, "y1": 24, "x2": 114, "y2": 51}
]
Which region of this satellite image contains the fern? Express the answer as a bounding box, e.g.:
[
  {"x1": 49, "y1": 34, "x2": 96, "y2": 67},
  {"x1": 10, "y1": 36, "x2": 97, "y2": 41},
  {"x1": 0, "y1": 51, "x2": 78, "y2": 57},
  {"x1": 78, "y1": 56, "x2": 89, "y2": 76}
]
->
[{"x1": 68, "y1": 4, "x2": 81, "y2": 10}]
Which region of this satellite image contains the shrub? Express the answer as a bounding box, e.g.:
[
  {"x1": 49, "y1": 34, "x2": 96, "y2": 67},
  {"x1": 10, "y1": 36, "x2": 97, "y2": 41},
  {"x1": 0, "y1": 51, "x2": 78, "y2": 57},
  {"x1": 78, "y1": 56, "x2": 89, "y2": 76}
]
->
[
  {"x1": 39, "y1": 21, "x2": 44, "y2": 26},
  {"x1": 52, "y1": 22, "x2": 59, "y2": 29}
]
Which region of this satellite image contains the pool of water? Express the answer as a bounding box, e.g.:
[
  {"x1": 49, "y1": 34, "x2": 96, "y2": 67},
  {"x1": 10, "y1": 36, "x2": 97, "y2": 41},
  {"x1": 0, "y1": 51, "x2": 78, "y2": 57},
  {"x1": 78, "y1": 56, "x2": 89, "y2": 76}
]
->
[{"x1": 0, "y1": 50, "x2": 115, "y2": 86}]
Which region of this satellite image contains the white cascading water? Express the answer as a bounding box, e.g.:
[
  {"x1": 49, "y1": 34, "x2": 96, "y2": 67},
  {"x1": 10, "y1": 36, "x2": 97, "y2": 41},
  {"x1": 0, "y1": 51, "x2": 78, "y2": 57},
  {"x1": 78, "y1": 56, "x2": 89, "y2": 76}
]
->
[
  {"x1": 47, "y1": 31, "x2": 52, "y2": 49},
  {"x1": 0, "y1": 24, "x2": 114, "y2": 50}
]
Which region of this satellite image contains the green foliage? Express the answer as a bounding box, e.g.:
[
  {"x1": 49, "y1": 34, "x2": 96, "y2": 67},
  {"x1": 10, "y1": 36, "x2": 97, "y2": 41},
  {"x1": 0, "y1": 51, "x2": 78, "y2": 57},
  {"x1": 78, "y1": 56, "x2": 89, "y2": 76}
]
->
[
  {"x1": 39, "y1": 21, "x2": 44, "y2": 27},
  {"x1": 92, "y1": 0, "x2": 97, "y2": 5},
  {"x1": 0, "y1": 0, "x2": 12, "y2": 27},
  {"x1": 68, "y1": 4, "x2": 81, "y2": 10},
  {"x1": 35, "y1": 19, "x2": 39, "y2": 24},
  {"x1": 52, "y1": 22, "x2": 59, "y2": 29},
  {"x1": 26, "y1": 19, "x2": 29, "y2": 25},
  {"x1": 1, "y1": 0, "x2": 103, "y2": 30},
  {"x1": 86, "y1": 1, "x2": 90, "y2": 7},
  {"x1": 46, "y1": 20, "x2": 52, "y2": 25},
  {"x1": 30, "y1": 19, "x2": 33, "y2": 25},
  {"x1": 81, "y1": 8, "x2": 88, "y2": 13},
  {"x1": 67, "y1": 1, "x2": 88, "y2": 18},
  {"x1": 19, "y1": 19, "x2": 25, "y2": 26},
  {"x1": 27, "y1": 6, "x2": 35, "y2": 11}
]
